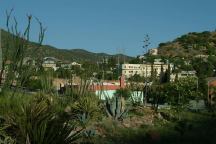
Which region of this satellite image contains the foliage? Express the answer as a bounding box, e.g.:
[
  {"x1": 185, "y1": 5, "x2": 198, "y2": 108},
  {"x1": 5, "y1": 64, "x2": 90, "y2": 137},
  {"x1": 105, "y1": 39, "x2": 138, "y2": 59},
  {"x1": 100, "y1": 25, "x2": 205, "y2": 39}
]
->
[
  {"x1": 192, "y1": 58, "x2": 215, "y2": 78},
  {"x1": 128, "y1": 74, "x2": 144, "y2": 82},
  {"x1": 129, "y1": 57, "x2": 142, "y2": 64},
  {"x1": 55, "y1": 67, "x2": 71, "y2": 78},
  {"x1": 148, "y1": 85, "x2": 167, "y2": 112},
  {"x1": 23, "y1": 78, "x2": 42, "y2": 90}
]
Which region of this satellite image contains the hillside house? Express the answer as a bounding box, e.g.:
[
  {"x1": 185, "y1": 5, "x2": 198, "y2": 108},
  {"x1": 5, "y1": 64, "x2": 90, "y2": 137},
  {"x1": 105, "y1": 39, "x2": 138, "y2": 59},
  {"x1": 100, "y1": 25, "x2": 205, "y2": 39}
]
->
[{"x1": 42, "y1": 57, "x2": 59, "y2": 71}]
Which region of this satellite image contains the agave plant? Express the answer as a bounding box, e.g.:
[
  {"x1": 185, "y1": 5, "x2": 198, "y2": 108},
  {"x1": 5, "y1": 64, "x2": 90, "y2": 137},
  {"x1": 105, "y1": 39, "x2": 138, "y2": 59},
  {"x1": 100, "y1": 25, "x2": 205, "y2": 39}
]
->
[{"x1": 105, "y1": 96, "x2": 128, "y2": 121}]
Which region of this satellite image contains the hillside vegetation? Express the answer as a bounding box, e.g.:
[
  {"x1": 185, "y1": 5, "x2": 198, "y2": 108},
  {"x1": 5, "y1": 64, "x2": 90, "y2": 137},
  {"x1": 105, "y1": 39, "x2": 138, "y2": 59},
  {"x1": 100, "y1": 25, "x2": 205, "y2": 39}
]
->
[
  {"x1": 0, "y1": 29, "x2": 132, "y2": 63},
  {"x1": 158, "y1": 31, "x2": 216, "y2": 58}
]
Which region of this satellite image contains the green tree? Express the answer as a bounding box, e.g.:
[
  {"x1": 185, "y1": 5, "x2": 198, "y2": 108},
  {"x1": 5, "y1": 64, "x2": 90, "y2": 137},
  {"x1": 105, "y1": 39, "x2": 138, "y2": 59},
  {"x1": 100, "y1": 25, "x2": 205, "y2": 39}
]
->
[
  {"x1": 150, "y1": 64, "x2": 157, "y2": 82},
  {"x1": 163, "y1": 64, "x2": 171, "y2": 83},
  {"x1": 192, "y1": 58, "x2": 214, "y2": 78},
  {"x1": 159, "y1": 65, "x2": 165, "y2": 83},
  {"x1": 165, "y1": 77, "x2": 202, "y2": 109}
]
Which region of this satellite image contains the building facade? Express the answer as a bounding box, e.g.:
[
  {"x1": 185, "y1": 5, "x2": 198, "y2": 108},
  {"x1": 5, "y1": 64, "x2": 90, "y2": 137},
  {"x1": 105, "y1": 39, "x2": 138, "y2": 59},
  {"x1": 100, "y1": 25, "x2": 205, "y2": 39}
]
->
[{"x1": 121, "y1": 62, "x2": 173, "y2": 78}]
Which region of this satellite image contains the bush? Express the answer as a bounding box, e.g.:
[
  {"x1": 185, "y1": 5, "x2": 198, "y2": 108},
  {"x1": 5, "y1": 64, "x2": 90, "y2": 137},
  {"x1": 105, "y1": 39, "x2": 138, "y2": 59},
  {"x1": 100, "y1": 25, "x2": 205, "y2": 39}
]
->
[{"x1": 23, "y1": 79, "x2": 42, "y2": 90}]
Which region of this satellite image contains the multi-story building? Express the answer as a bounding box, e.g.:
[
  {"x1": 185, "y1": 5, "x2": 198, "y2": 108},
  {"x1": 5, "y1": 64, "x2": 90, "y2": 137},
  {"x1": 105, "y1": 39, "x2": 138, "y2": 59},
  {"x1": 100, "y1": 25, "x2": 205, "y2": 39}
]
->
[{"x1": 122, "y1": 61, "x2": 173, "y2": 78}]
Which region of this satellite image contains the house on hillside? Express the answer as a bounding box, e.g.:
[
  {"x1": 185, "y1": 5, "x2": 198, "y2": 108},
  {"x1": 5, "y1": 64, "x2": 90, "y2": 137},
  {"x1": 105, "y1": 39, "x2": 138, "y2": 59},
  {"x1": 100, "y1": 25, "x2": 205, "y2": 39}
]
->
[
  {"x1": 42, "y1": 57, "x2": 59, "y2": 71},
  {"x1": 71, "y1": 62, "x2": 82, "y2": 68}
]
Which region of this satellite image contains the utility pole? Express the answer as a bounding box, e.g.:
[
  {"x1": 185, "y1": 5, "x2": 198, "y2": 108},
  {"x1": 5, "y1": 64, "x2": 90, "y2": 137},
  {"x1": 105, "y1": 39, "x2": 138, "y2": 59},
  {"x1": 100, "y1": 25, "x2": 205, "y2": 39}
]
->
[{"x1": 117, "y1": 48, "x2": 124, "y2": 77}]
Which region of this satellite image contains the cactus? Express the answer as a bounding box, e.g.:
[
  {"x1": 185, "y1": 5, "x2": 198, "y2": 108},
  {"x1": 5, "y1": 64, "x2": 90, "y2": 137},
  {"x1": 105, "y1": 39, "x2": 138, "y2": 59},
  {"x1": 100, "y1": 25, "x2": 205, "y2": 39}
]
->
[{"x1": 105, "y1": 96, "x2": 128, "y2": 121}]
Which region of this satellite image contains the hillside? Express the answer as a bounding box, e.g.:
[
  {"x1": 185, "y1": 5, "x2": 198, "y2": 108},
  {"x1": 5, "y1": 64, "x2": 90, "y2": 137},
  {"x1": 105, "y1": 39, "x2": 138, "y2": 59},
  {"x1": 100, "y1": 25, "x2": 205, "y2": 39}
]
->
[
  {"x1": 0, "y1": 29, "x2": 133, "y2": 63},
  {"x1": 157, "y1": 31, "x2": 216, "y2": 58}
]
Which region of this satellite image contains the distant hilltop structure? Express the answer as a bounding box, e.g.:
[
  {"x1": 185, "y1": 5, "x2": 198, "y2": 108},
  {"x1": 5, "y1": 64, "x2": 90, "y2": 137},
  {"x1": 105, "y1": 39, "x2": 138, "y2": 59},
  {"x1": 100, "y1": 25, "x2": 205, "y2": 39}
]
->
[{"x1": 148, "y1": 48, "x2": 158, "y2": 56}]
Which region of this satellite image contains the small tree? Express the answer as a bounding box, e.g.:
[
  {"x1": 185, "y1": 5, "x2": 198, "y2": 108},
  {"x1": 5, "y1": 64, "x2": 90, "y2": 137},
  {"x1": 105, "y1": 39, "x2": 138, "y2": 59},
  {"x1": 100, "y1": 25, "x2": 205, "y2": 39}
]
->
[{"x1": 165, "y1": 77, "x2": 203, "y2": 113}]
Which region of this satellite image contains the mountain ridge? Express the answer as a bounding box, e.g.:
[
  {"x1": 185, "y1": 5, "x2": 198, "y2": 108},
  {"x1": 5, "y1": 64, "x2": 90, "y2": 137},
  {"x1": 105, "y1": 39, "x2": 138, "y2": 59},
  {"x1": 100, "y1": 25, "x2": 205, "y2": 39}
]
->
[{"x1": 0, "y1": 28, "x2": 133, "y2": 63}]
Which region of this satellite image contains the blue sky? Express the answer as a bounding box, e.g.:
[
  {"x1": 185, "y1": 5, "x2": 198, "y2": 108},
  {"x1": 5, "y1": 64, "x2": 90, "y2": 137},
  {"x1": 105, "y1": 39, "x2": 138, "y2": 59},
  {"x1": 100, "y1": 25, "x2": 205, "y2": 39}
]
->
[{"x1": 0, "y1": 0, "x2": 216, "y2": 56}]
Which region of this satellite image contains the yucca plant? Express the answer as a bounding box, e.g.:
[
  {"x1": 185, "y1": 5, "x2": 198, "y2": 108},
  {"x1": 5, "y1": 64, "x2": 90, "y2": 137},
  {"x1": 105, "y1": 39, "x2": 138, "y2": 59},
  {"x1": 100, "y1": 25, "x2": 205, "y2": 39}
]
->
[
  {"x1": 1, "y1": 94, "x2": 83, "y2": 144},
  {"x1": 71, "y1": 93, "x2": 101, "y2": 122},
  {"x1": 68, "y1": 79, "x2": 101, "y2": 124}
]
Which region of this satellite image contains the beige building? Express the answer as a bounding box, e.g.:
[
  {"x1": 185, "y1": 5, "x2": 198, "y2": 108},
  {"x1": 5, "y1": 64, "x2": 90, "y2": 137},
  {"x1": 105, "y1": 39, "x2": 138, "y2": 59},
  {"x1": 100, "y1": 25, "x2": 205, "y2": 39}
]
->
[{"x1": 122, "y1": 61, "x2": 173, "y2": 78}]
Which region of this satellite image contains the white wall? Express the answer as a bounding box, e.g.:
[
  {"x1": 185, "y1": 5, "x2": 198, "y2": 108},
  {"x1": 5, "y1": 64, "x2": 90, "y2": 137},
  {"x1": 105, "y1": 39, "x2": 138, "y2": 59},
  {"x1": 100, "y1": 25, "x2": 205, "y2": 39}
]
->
[{"x1": 95, "y1": 89, "x2": 143, "y2": 102}]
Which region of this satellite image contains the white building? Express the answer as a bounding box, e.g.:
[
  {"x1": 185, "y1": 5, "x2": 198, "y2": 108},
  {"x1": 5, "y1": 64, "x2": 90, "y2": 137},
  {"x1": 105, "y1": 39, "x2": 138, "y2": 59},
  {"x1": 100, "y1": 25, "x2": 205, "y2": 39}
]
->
[{"x1": 122, "y1": 61, "x2": 173, "y2": 78}]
